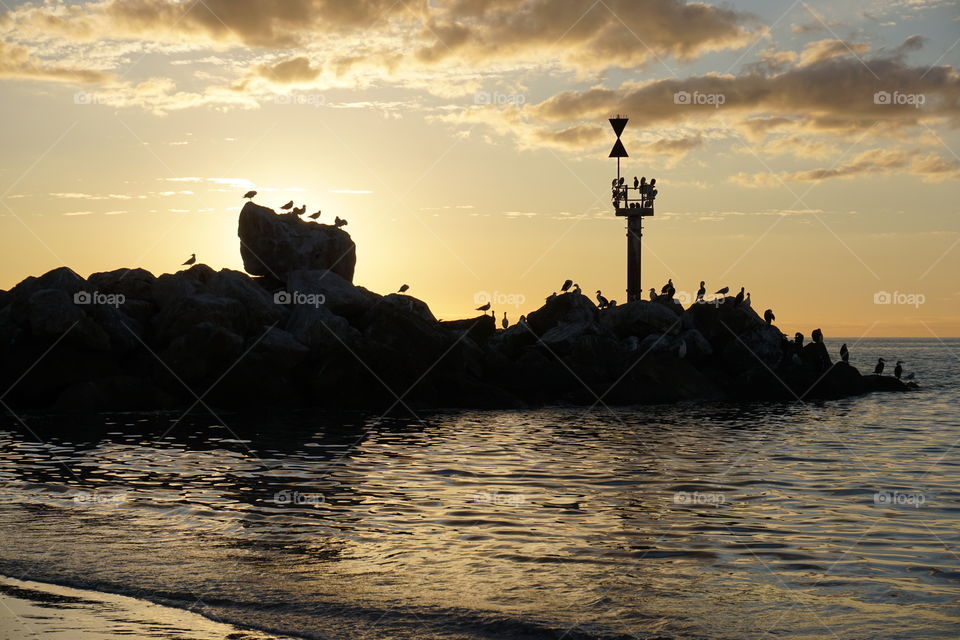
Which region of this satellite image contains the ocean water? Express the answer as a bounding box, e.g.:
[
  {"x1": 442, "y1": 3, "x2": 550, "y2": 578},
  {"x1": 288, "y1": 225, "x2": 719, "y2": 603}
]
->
[{"x1": 0, "y1": 338, "x2": 957, "y2": 639}]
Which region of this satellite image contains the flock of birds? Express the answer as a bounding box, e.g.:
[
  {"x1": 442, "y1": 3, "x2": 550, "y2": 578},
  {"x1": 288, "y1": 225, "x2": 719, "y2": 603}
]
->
[{"x1": 243, "y1": 190, "x2": 348, "y2": 228}]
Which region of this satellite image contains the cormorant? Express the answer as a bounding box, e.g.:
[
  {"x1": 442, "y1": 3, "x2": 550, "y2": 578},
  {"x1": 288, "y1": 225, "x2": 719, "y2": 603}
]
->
[
  {"x1": 280, "y1": 201, "x2": 294, "y2": 210},
  {"x1": 649, "y1": 288, "x2": 657, "y2": 301},
  {"x1": 502, "y1": 312, "x2": 508, "y2": 329},
  {"x1": 744, "y1": 292, "x2": 751, "y2": 307},
  {"x1": 334, "y1": 216, "x2": 348, "y2": 228},
  {"x1": 596, "y1": 290, "x2": 609, "y2": 309},
  {"x1": 715, "y1": 286, "x2": 729, "y2": 296},
  {"x1": 573, "y1": 283, "x2": 581, "y2": 294},
  {"x1": 308, "y1": 210, "x2": 321, "y2": 219},
  {"x1": 292, "y1": 205, "x2": 305, "y2": 215},
  {"x1": 811, "y1": 328, "x2": 823, "y2": 344},
  {"x1": 243, "y1": 190, "x2": 257, "y2": 199},
  {"x1": 874, "y1": 358, "x2": 885, "y2": 375},
  {"x1": 733, "y1": 287, "x2": 745, "y2": 307},
  {"x1": 398, "y1": 284, "x2": 409, "y2": 294},
  {"x1": 794, "y1": 332, "x2": 804, "y2": 347},
  {"x1": 608, "y1": 300, "x2": 617, "y2": 307},
  {"x1": 696, "y1": 281, "x2": 706, "y2": 302},
  {"x1": 561, "y1": 279, "x2": 573, "y2": 292},
  {"x1": 840, "y1": 343, "x2": 849, "y2": 362},
  {"x1": 618, "y1": 177, "x2": 624, "y2": 186},
  {"x1": 633, "y1": 176, "x2": 639, "y2": 190},
  {"x1": 182, "y1": 253, "x2": 196, "y2": 266},
  {"x1": 763, "y1": 309, "x2": 775, "y2": 325},
  {"x1": 894, "y1": 361, "x2": 903, "y2": 379},
  {"x1": 661, "y1": 278, "x2": 674, "y2": 296},
  {"x1": 476, "y1": 302, "x2": 491, "y2": 312}
]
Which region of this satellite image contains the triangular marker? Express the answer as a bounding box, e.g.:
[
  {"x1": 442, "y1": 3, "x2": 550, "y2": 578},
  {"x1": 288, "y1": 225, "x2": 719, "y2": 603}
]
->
[
  {"x1": 609, "y1": 117, "x2": 628, "y2": 138},
  {"x1": 609, "y1": 138, "x2": 628, "y2": 158}
]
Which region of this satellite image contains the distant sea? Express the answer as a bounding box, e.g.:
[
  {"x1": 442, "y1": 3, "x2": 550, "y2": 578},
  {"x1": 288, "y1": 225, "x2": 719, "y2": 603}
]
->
[{"x1": 1, "y1": 338, "x2": 957, "y2": 640}]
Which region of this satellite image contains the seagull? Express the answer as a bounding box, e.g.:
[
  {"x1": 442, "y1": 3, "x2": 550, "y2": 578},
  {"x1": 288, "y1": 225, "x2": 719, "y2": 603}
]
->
[
  {"x1": 292, "y1": 205, "x2": 305, "y2": 215},
  {"x1": 874, "y1": 358, "x2": 885, "y2": 375},
  {"x1": 596, "y1": 290, "x2": 609, "y2": 309},
  {"x1": 633, "y1": 176, "x2": 639, "y2": 190},
  {"x1": 334, "y1": 216, "x2": 348, "y2": 228},
  {"x1": 280, "y1": 200, "x2": 294, "y2": 210},
  {"x1": 476, "y1": 302, "x2": 491, "y2": 312},
  {"x1": 308, "y1": 209, "x2": 321, "y2": 219},
  {"x1": 243, "y1": 190, "x2": 257, "y2": 199},
  {"x1": 696, "y1": 281, "x2": 706, "y2": 302},
  {"x1": 182, "y1": 253, "x2": 196, "y2": 266},
  {"x1": 840, "y1": 343, "x2": 849, "y2": 362},
  {"x1": 501, "y1": 312, "x2": 508, "y2": 329},
  {"x1": 649, "y1": 287, "x2": 658, "y2": 301},
  {"x1": 715, "y1": 286, "x2": 729, "y2": 296},
  {"x1": 763, "y1": 309, "x2": 775, "y2": 325},
  {"x1": 744, "y1": 292, "x2": 752, "y2": 307},
  {"x1": 398, "y1": 284, "x2": 409, "y2": 294},
  {"x1": 894, "y1": 361, "x2": 903, "y2": 379},
  {"x1": 733, "y1": 287, "x2": 745, "y2": 307},
  {"x1": 561, "y1": 279, "x2": 573, "y2": 292}
]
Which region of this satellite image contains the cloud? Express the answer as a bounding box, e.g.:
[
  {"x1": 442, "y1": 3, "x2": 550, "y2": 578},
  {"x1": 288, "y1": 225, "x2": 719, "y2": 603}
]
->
[
  {"x1": 0, "y1": 41, "x2": 110, "y2": 83},
  {"x1": 798, "y1": 39, "x2": 870, "y2": 66},
  {"x1": 731, "y1": 148, "x2": 960, "y2": 185}
]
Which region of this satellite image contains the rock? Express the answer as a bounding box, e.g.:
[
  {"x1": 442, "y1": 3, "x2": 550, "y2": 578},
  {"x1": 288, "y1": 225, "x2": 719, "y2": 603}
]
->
[
  {"x1": 679, "y1": 328, "x2": 713, "y2": 362},
  {"x1": 284, "y1": 304, "x2": 360, "y2": 354},
  {"x1": 207, "y1": 268, "x2": 285, "y2": 328},
  {"x1": 286, "y1": 269, "x2": 380, "y2": 319},
  {"x1": 637, "y1": 332, "x2": 686, "y2": 357},
  {"x1": 152, "y1": 264, "x2": 216, "y2": 309},
  {"x1": 88, "y1": 268, "x2": 156, "y2": 301},
  {"x1": 601, "y1": 300, "x2": 681, "y2": 339},
  {"x1": 378, "y1": 293, "x2": 437, "y2": 324},
  {"x1": 53, "y1": 375, "x2": 174, "y2": 412},
  {"x1": 153, "y1": 293, "x2": 248, "y2": 346},
  {"x1": 238, "y1": 202, "x2": 356, "y2": 282},
  {"x1": 26, "y1": 289, "x2": 111, "y2": 351},
  {"x1": 440, "y1": 315, "x2": 496, "y2": 344},
  {"x1": 720, "y1": 323, "x2": 784, "y2": 372},
  {"x1": 526, "y1": 291, "x2": 598, "y2": 335},
  {"x1": 539, "y1": 320, "x2": 611, "y2": 354},
  {"x1": 159, "y1": 322, "x2": 244, "y2": 384},
  {"x1": 248, "y1": 326, "x2": 309, "y2": 371},
  {"x1": 863, "y1": 374, "x2": 911, "y2": 392}
]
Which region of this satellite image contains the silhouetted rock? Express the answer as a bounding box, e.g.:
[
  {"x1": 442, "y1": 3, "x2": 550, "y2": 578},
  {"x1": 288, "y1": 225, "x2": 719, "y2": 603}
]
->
[
  {"x1": 286, "y1": 269, "x2": 379, "y2": 319},
  {"x1": 440, "y1": 315, "x2": 496, "y2": 343},
  {"x1": 88, "y1": 268, "x2": 156, "y2": 301},
  {"x1": 526, "y1": 291, "x2": 598, "y2": 335},
  {"x1": 601, "y1": 300, "x2": 680, "y2": 339},
  {"x1": 238, "y1": 202, "x2": 356, "y2": 282}
]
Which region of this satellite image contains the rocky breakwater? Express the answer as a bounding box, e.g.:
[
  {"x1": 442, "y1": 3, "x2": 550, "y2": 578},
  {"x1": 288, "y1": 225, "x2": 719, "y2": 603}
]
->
[{"x1": 0, "y1": 204, "x2": 912, "y2": 411}]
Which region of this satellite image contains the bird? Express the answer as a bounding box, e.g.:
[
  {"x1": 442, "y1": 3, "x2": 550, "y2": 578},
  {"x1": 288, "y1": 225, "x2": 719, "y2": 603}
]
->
[
  {"x1": 292, "y1": 205, "x2": 306, "y2": 215},
  {"x1": 611, "y1": 178, "x2": 617, "y2": 188},
  {"x1": 308, "y1": 209, "x2": 321, "y2": 219},
  {"x1": 904, "y1": 372, "x2": 915, "y2": 381},
  {"x1": 660, "y1": 278, "x2": 674, "y2": 296},
  {"x1": 744, "y1": 292, "x2": 752, "y2": 307},
  {"x1": 561, "y1": 279, "x2": 573, "y2": 292},
  {"x1": 546, "y1": 292, "x2": 557, "y2": 302},
  {"x1": 874, "y1": 358, "x2": 885, "y2": 375},
  {"x1": 696, "y1": 281, "x2": 706, "y2": 302},
  {"x1": 573, "y1": 283, "x2": 581, "y2": 294},
  {"x1": 182, "y1": 253, "x2": 196, "y2": 266},
  {"x1": 811, "y1": 328, "x2": 823, "y2": 344},
  {"x1": 398, "y1": 284, "x2": 409, "y2": 294},
  {"x1": 334, "y1": 216, "x2": 348, "y2": 228},
  {"x1": 715, "y1": 286, "x2": 729, "y2": 296},
  {"x1": 596, "y1": 290, "x2": 609, "y2": 309},
  {"x1": 649, "y1": 287, "x2": 658, "y2": 301},
  {"x1": 764, "y1": 309, "x2": 775, "y2": 325},
  {"x1": 633, "y1": 176, "x2": 639, "y2": 190},
  {"x1": 794, "y1": 332, "x2": 804, "y2": 347},
  {"x1": 618, "y1": 177, "x2": 624, "y2": 186},
  {"x1": 476, "y1": 302, "x2": 491, "y2": 312},
  {"x1": 894, "y1": 361, "x2": 903, "y2": 379},
  {"x1": 733, "y1": 287, "x2": 745, "y2": 307},
  {"x1": 501, "y1": 312, "x2": 508, "y2": 329},
  {"x1": 840, "y1": 343, "x2": 849, "y2": 363},
  {"x1": 243, "y1": 190, "x2": 257, "y2": 199},
  {"x1": 518, "y1": 315, "x2": 527, "y2": 324},
  {"x1": 280, "y1": 200, "x2": 294, "y2": 210},
  {"x1": 608, "y1": 300, "x2": 617, "y2": 308}
]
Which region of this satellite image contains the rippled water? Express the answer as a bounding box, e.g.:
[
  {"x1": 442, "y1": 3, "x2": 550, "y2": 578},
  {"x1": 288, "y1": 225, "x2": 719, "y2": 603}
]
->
[{"x1": 1, "y1": 338, "x2": 958, "y2": 639}]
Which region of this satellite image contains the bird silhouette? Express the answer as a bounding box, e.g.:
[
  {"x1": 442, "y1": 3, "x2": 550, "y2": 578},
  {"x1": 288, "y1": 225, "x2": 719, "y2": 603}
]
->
[
  {"x1": 476, "y1": 302, "x2": 491, "y2": 312},
  {"x1": 519, "y1": 314, "x2": 527, "y2": 324},
  {"x1": 280, "y1": 200, "x2": 294, "y2": 210},
  {"x1": 561, "y1": 279, "x2": 573, "y2": 292},
  {"x1": 794, "y1": 332, "x2": 804, "y2": 348},
  {"x1": 334, "y1": 216, "x2": 348, "y2": 228},
  {"x1": 546, "y1": 292, "x2": 557, "y2": 302},
  {"x1": 596, "y1": 290, "x2": 609, "y2": 309},
  {"x1": 633, "y1": 176, "x2": 639, "y2": 190},
  {"x1": 894, "y1": 361, "x2": 903, "y2": 379},
  {"x1": 618, "y1": 177, "x2": 624, "y2": 186},
  {"x1": 573, "y1": 283, "x2": 581, "y2": 294},
  {"x1": 696, "y1": 281, "x2": 706, "y2": 302},
  {"x1": 744, "y1": 292, "x2": 751, "y2": 307},
  {"x1": 308, "y1": 209, "x2": 321, "y2": 219},
  {"x1": 292, "y1": 205, "x2": 306, "y2": 215},
  {"x1": 733, "y1": 287, "x2": 745, "y2": 307},
  {"x1": 649, "y1": 287, "x2": 658, "y2": 301},
  {"x1": 243, "y1": 190, "x2": 257, "y2": 199},
  {"x1": 764, "y1": 309, "x2": 775, "y2": 325},
  {"x1": 182, "y1": 253, "x2": 196, "y2": 266},
  {"x1": 501, "y1": 312, "x2": 508, "y2": 329},
  {"x1": 715, "y1": 286, "x2": 729, "y2": 296},
  {"x1": 840, "y1": 343, "x2": 849, "y2": 362},
  {"x1": 874, "y1": 358, "x2": 885, "y2": 375},
  {"x1": 811, "y1": 328, "x2": 823, "y2": 344},
  {"x1": 398, "y1": 284, "x2": 409, "y2": 294}
]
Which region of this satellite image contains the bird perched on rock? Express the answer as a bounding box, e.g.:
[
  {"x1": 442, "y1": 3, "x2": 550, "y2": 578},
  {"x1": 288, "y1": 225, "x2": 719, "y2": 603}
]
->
[
  {"x1": 894, "y1": 361, "x2": 903, "y2": 379},
  {"x1": 734, "y1": 287, "x2": 745, "y2": 307},
  {"x1": 661, "y1": 278, "x2": 675, "y2": 298},
  {"x1": 608, "y1": 300, "x2": 617, "y2": 308},
  {"x1": 794, "y1": 332, "x2": 804, "y2": 348},
  {"x1": 573, "y1": 283, "x2": 581, "y2": 294},
  {"x1": 874, "y1": 358, "x2": 885, "y2": 375},
  {"x1": 696, "y1": 281, "x2": 706, "y2": 302},
  {"x1": 182, "y1": 253, "x2": 196, "y2": 266},
  {"x1": 280, "y1": 200, "x2": 294, "y2": 210},
  {"x1": 840, "y1": 343, "x2": 849, "y2": 362},
  {"x1": 308, "y1": 209, "x2": 321, "y2": 219},
  {"x1": 243, "y1": 190, "x2": 257, "y2": 199},
  {"x1": 334, "y1": 216, "x2": 348, "y2": 228},
  {"x1": 649, "y1": 287, "x2": 658, "y2": 301},
  {"x1": 545, "y1": 292, "x2": 557, "y2": 302},
  {"x1": 596, "y1": 290, "x2": 609, "y2": 309},
  {"x1": 764, "y1": 309, "x2": 775, "y2": 325},
  {"x1": 744, "y1": 292, "x2": 752, "y2": 307},
  {"x1": 715, "y1": 286, "x2": 729, "y2": 296},
  {"x1": 292, "y1": 205, "x2": 305, "y2": 215},
  {"x1": 501, "y1": 312, "x2": 508, "y2": 329},
  {"x1": 633, "y1": 176, "x2": 639, "y2": 190},
  {"x1": 398, "y1": 284, "x2": 409, "y2": 294},
  {"x1": 561, "y1": 279, "x2": 573, "y2": 292},
  {"x1": 811, "y1": 328, "x2": 823, "y2": 344},
  {"x1": 476, "y1": 301, "x2": 491, "y2": 311}
]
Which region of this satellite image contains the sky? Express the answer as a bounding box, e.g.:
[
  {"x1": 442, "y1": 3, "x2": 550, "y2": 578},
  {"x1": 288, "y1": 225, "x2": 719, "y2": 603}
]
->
[{"x1": 0, "y1": 0, "x2": 958, "y2": 338}]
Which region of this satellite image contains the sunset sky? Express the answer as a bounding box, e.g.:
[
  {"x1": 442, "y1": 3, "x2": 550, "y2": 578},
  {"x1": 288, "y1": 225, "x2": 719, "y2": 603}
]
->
[{"x1": 1, "y1": 0, "x2": 958, "y2": 337}]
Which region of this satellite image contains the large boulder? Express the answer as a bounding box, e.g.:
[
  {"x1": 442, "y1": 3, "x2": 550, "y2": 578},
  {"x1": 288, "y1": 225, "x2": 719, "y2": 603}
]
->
[
  {"x1": 88, "y1": 268, "x2": 156, "y2": 302},
  {"x1": 440, "y1": 315, "x2": 497, "y2": 344},
  {"x1": 238, "y1": 202, "x2": 356, "y2": 282},
  {"x1": 601, "y1": 300, "x2": 681, "y2": 339},
  {"x1": 526, "y1": 291, "x2": 598, "y2": 335},
  {"x1": 286, "y1": 269, "x2": 380, "y2": 319}
]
